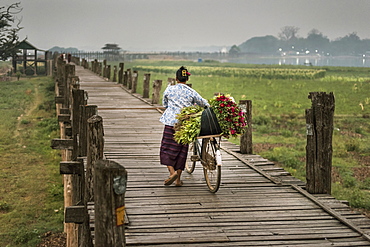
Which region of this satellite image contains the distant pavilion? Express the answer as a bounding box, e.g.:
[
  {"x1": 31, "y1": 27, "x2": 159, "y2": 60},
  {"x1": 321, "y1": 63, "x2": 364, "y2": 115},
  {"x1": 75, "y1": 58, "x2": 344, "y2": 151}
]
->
[{"x1": 12, "y1": 39, "x2": 50, "y2": 75}]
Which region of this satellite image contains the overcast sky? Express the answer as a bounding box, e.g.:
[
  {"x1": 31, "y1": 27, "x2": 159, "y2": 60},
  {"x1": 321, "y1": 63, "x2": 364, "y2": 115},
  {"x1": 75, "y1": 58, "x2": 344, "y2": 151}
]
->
[{"x1": 3, "y1": 0, "x2": 370, "y2": 51}]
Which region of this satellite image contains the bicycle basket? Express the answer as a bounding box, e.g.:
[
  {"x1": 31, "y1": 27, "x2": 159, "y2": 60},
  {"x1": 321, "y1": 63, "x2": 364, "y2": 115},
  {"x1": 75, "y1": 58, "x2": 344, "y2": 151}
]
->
[{"x1": 199, "y1": 107, "x2": 222, "y2": 136}]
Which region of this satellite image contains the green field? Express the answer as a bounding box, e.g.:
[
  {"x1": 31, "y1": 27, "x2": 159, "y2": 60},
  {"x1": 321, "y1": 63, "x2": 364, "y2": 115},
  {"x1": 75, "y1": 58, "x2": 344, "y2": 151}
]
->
[
  {"x1": 111, "y1": 60, "x2": 370, "y2": 213},
  {"x1": 0, "y1": 74, "x2": 63, "y2": 246}
]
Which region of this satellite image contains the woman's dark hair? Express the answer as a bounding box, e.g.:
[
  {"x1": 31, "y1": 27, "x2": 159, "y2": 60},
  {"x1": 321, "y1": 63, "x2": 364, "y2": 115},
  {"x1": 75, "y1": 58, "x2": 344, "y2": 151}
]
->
[{"x1": 176, "y1": 66, "x2": 190, "y2": 82}]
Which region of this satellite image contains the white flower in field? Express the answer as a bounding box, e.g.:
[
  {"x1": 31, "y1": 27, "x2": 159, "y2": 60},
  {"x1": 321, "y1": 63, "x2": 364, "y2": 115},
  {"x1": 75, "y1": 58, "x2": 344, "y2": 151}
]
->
[{"x1": 359, "y1": 103, "x2": 364, "y2": 111}]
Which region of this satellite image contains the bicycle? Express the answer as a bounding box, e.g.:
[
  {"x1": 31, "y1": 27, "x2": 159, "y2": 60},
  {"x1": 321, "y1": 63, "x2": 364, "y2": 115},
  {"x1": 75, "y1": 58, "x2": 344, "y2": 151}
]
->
[{"x1": 185, "y1": 134, "x2": 222, "y2": 193}]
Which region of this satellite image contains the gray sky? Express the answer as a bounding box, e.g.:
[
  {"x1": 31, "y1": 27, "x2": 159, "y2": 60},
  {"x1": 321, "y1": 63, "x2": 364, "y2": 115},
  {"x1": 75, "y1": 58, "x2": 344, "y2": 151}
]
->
[{"x1": 3, "y1": 0, "x2": 370, "y2": 51}]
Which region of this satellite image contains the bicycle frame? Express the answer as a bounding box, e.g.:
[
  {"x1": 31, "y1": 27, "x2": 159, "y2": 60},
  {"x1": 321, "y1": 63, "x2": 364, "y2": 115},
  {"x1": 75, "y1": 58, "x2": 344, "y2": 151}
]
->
[
  {"x1": 193, "y1": 136, "x2": 222, "y2": 167},
  {"x1": 186, "y1": 134, "x2": 223, "y2": 192}
]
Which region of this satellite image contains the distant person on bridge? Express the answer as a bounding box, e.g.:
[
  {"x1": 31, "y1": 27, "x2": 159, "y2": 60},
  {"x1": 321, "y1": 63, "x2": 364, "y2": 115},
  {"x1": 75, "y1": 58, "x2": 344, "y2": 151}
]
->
[{"x1": 160, "y1": 66, "x2": 209, "y2": 186}]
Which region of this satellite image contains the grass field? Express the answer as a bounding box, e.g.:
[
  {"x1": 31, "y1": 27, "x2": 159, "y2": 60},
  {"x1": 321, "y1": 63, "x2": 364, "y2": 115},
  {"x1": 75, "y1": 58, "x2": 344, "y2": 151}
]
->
[
  {"x1": 110, "y1": 59, "x2": 370, "y2": 212},
  {"x1": 0, "y1": 75, "x2": 63, "y2": 246}
]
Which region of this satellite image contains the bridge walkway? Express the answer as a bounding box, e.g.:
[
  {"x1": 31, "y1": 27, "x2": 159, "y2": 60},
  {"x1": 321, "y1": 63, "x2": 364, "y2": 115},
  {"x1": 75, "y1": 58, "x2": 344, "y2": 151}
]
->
[{"x1": 75, "y1": 66, "x2": 370, "y2": 246}]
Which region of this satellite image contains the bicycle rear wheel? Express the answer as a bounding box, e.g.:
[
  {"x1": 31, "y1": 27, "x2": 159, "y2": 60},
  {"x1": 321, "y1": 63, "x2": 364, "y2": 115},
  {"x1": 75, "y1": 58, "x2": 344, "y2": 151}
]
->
[
  {"x1": 201, "y1": 138, "x2": 221, "y2": 193},
  {"x1": 185, "y1": 142, "x2": 198, "y2": 174}
]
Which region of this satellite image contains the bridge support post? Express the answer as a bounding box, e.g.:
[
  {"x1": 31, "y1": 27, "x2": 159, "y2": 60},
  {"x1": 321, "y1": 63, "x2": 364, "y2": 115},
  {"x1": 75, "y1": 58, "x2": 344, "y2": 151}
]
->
[
  {"x1": 151, "y1": 80, "x2": 162, "y2": 104},
  {"x1": 94, "y1": 160, "x2": 127, "y2": 247},
  {"x1": 118, "y1": 63, "x2": 124, "y2": 84},
  {"x1": 306, "y1": 92, "x2": 335, "y2": 194},
  {"x1": 143, "y1": 73, "x2": 151, "y2": 98},
  {"x1": 127, "y1": 69, "x2": 132, "y2": 90},
  {"x1": 132, "y1": 70, "x2": 138, "y2": 93},
  {"x1": 86, "y1": 115, "x2": 104, "y2": 202},
  {"x1": 239, "y1": 100, "x2": 253, "y2": 154}
]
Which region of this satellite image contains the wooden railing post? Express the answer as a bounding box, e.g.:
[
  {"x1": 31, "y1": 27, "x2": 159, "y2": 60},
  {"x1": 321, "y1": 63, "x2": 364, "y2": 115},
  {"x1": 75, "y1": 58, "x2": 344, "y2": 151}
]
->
[
  {"x1": 113, "y1": 65, "x2": 117, "y2": 82},
  {"x1": 102, "y1": 60, "x2": 107, "y2": 78},
  {"x1": 118, "y1": 63, "x2": 124, "y2": 84},
  {"x1": 167, "y1": 77, "x2": 176, "y2": 86},
  {"x1": 94, "y1": 160, "x2": 127, "y2": 247},
  {"x1": 151, "y1": 80, "x2": 162, "y2": 104},
  {"x1": 132, "y1": 70, "x2": 138, "y2": 93},
  {"x1": 86, "y1": 115, "x2": 104, "y2": 202},
  {"x1": 106, "y1": 65, "x2": 111, "y2": 81},
  {"x1": 79, "y1": 105, "x2": 98, "y2": 157},
  {"x1": 98, "y1": 62, "x2": 103, "y2": 76},
  {"x1": 306, "y1": 92, "x2": 335, "y2": 194},
  {"x1": 72, "y1": 89, "x2": 86, "y2": 137},
  {"x1": 123, "y1": 71, "x2": 128, "y2": 87},
  {"x1": 143, "y1": 73, "x2": 150, "y2": 98},
  {"x1": 239, "y1": 100, "x2": 253, "y2": 154},
  {"x1": 127, "y1": 69, "x2": 132, "y2": 90}
]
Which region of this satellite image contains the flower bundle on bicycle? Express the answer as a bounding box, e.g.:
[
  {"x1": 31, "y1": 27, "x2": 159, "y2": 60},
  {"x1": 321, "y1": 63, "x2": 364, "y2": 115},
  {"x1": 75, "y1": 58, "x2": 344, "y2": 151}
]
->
[
  {"x1": 209, "y1": 94, "x2": 247, "y2": 138},
  {"x1": 174, "y1": 94, "x2": 247, "y2": 144}
]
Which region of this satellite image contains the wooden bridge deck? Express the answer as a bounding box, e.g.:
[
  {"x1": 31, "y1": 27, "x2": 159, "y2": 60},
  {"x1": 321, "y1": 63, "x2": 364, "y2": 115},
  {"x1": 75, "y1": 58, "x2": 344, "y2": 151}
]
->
[{"x1": 76, "y1": 66, "x2": 370, "y2": 246}]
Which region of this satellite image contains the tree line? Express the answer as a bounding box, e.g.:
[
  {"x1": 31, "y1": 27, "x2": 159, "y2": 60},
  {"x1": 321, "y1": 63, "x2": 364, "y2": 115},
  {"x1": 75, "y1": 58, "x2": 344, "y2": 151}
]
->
[{"x1": 230, "y1": 26, "x2": 370, "y2": 57}]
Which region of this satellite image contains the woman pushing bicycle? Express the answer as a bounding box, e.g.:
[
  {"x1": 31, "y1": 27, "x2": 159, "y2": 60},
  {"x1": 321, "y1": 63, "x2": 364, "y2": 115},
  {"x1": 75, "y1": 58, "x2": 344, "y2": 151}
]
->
[{"x1": 159, "y1": 66, "x2": 209, "y2": 187}]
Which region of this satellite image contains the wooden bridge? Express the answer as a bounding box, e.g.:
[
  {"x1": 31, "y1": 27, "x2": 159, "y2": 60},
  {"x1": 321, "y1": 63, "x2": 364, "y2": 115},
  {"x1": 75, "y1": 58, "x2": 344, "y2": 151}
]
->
[{"x1": 74, "y1": 65, "x2": 370, "y2": 246}]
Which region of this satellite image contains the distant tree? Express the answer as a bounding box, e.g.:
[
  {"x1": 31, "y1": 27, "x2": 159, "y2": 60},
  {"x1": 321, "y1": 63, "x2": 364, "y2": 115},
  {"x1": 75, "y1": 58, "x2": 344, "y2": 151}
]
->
[
  {"x1": 331, "y1": 32, "x2": 363, "y2": 55},
  {"x1": 306, "y1": 29, "x2": 330, "y2": 53},
  {"x1": 239, "y1": 35, "x2": 280, "y2": 54},
  {"x1": 229, "y1": 45, "x2": 241, "y2": 56},
  {"x1": 0, "y1": 2, "x2": 22, "y2": 61},
  {"x1": 278, "y1": 26, "x2": 300, "y2": 41},
  {"x1": 48, "y1": 46, "x2": 79, "y2": 53}
]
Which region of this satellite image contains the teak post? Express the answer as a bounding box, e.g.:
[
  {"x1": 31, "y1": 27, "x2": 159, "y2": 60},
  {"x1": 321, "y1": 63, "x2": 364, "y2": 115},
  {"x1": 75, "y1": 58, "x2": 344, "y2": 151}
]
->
[
  {"x1": 127, "y1": 69, "x2": 132, "y2": 90},
  {"x1": 86, "y1": 115, "x2": 104, "y2": 202},
  {"x1": 106, "y1": 65, "x2": 111, "y2": 81},
  {"x1": 239, "y1": 100, "x2": 253, "y2": 154},
  {"x1": 143, "y1": 73, "x2": 151, "y2": 98},
  {"x1": 132, "y1": 70, "x2": 138, "y2": 93},
  {"x1": 94, "y1": 160, "x2": 127, "y2": 247},
  {"x1": 118, "y1": 63, "x2": 124, "y2": 84},
  {"x1": 167, "y1": 77, "x2": 176, "y2": 86},
  {"x1": 113, "y1": 65, "x2": 117, "y2": 82},
  {"x1": 151, "y1": 80, "x2": 162, "y2": 104},
  {"x1": 103, "y1": 60, "x2": 107, "y2": 78},
  {"x1": 306, "y1": 92, "x2": 335, "y2": 194},
  {"x1": 123, "y1": 71, "x2": 128, "y2": 87}
]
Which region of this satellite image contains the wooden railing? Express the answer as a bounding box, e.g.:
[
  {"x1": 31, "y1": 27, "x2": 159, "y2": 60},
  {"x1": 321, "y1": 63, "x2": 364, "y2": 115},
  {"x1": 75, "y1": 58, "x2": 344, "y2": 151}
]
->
[{"x1": 50, "y1": 54, "x2": 127, "y2": 247}]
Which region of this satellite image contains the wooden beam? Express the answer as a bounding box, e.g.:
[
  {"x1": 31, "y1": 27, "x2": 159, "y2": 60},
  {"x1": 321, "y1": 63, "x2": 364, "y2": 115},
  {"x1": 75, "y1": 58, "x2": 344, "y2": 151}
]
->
[
  {"x1": 60, "y1": 108, "x2": 70, "y2": 114},
  {"x1": 65, "y1": 126, "x2": 72, "y2": 137},
  {"x1": 58, "y1": 114, "x2": 70, "y2": 123},
  {"x1": 55, "y1": 96, "x2": 64, "y2": 104},
  {"x1": 65, "y1": 205, "x2": 85, "y2": 224},
  {"x1": 60, "y1": 161, "x2": 83, "y2": 175},
  {"x1": 51, "y1": 139, "x2": 74, "y2": 150}
]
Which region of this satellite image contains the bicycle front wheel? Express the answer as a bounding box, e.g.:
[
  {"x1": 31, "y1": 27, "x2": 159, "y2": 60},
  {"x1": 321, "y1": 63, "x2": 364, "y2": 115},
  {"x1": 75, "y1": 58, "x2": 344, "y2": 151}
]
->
[
  {"x1": 185, "y1": 142, "x2": 198, "y2": 174},
  {"x1": 201, "y1": 138, "x2": 221, "y2": 193}
]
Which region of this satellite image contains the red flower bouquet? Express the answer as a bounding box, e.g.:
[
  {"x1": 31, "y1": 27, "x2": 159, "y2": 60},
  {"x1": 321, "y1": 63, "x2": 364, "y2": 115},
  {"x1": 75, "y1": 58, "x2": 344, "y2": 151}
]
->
[{"x1": 209, "y1": 94, "x2": 247, "y2": 138}]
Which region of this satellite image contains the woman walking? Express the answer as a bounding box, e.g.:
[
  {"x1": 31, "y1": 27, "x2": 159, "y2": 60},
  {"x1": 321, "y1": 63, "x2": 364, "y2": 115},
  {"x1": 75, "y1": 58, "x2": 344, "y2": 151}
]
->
[{"x1": 159, "y1": 66, "x2": 209, "y2": 186}]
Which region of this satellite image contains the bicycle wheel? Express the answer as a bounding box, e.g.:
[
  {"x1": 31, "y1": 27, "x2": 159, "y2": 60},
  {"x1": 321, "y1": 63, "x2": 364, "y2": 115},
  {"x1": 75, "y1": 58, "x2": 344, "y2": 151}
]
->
[
  {"x1": 201, "y1": 138, "x2": 221, "y2": 193},
  {"x1": 185, "y1": 142, "x2": 198, "y2": 174}
]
